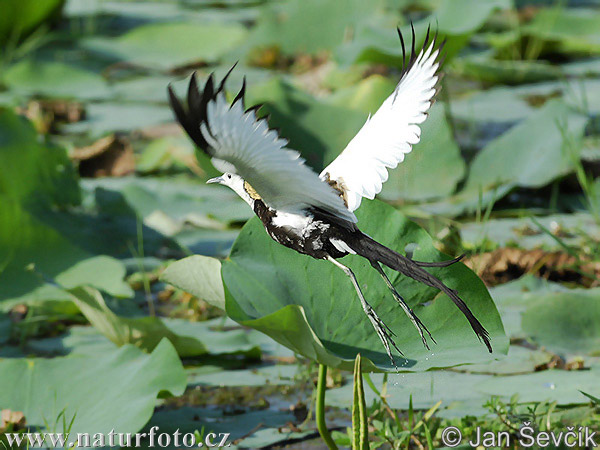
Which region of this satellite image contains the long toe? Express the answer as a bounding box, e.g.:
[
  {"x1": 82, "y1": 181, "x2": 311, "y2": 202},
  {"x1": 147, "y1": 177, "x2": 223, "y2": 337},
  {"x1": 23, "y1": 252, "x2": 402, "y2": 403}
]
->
[{"x1": 364, "y1": 306, "x2": 404, "y2": 369}]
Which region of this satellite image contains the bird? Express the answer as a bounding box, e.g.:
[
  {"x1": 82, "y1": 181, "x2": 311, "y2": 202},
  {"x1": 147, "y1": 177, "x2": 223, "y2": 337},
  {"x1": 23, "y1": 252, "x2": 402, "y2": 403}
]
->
[{"x1": 167, "y1": 25, "x2": 492, "y2": 368}]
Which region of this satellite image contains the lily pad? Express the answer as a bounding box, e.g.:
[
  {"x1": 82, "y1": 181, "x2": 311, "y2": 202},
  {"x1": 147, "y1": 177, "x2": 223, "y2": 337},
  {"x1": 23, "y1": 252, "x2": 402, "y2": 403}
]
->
[
  {"x1": 522, "y1": 288, "x2": 600, "y2": 356},
  {"x1": 3, "y1": 60, "x2": 111, "y2": 100},
  {"x1": 0, "y1": 338, "x2": 186, "y2": 437},
  {"x1": 0, "y1": 111, "x2": 132, "y2": 310},
  {"x1": 69, "y1": 287, "x2": 260, "y2": 358},
  {"x1": 186, "y1": 364, "x2": 298, "y2": 387},
  {"x1": 489, "y1": 275, "x2": 570, "y2": 340},
  {"x1": 146, "y1": 406, "x2": 297, "y2": 448},
  {"x1": 465, "y1": 99, "x2": 588, "y2": 191},
  {"x1": 453, "y1": 52, "x2": 563, "y2": 84},
  {"x1": 247, "y1": 0, "x2": 375, "y2": 55},
  {"x1": 83, "y1": 22, "x2": 247, "y2": 69},
  {"x1": 64, "y1": 103, "x2": 173, "y2": 138},
  {"x1": 461, "y1": 213, "x2": 600, "y2": 251},
  {"x1": 337, "y1": 0, "x2": 509, "y2": 65},
  {"x1": 161, "y1": 255, "x2": 225, "y2": 310},
  {"x1": 522, "y1": 7, "x2": 600, "y2": 55},
  {"x1": 475, "y1": 368, "x2": 600, "y2": 405},
  {"x1": 166, "y1": 199, "x2": 507, "y2": 371},
  {"x1": 327, "y1": 370, "x2": 491, "y2": 414}
]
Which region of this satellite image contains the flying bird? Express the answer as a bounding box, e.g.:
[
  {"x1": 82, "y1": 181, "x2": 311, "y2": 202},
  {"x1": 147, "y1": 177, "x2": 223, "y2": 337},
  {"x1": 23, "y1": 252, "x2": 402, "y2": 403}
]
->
[{"x1": 168, "y1": 26, "x2": 492, "y2": 367}]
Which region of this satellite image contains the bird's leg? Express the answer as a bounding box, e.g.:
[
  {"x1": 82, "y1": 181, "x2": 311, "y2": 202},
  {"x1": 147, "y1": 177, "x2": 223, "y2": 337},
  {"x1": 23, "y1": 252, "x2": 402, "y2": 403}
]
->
[
  {"x1": 327, "y1": 256, "x2": 402, "y2": 369},
  {"x1": 371, "y1": 261, "x2": 436, "y2": 350}
]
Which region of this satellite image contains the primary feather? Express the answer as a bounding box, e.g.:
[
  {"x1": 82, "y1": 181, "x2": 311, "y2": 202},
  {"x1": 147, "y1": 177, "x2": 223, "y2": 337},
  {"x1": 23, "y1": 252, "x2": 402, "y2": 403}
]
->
[
  {"x1": 321, "y1": 25, "x2": 444, "y2": 212},
  {"x1": 168, "y1": 71, "x2": 356, "y2": 223}
]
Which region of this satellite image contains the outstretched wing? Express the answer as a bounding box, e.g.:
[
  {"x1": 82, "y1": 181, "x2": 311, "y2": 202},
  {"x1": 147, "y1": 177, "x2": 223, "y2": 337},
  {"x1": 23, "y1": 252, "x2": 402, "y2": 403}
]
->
[
  {"x1": 321, "y1": 25, "x2": 444, "y2": 212},
  {"x1": 168, "y1": 68, "x2": 357, "y2": 224}
]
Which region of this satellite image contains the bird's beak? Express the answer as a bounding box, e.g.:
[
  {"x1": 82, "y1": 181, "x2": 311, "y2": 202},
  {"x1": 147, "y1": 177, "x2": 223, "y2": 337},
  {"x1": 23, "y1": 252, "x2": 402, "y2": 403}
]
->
[{"x1": 207, "y1": 176, "x2": 223, "y2": 184}]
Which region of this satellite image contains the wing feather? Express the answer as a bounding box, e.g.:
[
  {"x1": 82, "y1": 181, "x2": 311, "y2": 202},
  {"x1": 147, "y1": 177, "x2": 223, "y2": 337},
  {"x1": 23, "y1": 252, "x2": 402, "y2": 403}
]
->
[
  {"x1": 321, "y1": 25, "x2": 444, "y2": 212},
  {"x1": 168, "y1": 70, "x2": 357, "y2": 223}
]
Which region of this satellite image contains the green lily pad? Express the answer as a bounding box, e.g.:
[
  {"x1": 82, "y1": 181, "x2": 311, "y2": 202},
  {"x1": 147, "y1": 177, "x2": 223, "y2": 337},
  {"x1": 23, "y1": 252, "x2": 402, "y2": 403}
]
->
[
  {"x1": 146, "y1": 406, "x2": 296, "y2": 448},
  {"x1": 247, "y1": 0, "x2": 375, "y2": 56},
  {"x1": 522, "y1": 7, "x2": 600, "y2": 55},
  {"x1": 0, "y1": 338, "x2": 186, "y2": 436},
  {"x1": 489, "y1": 275, "x2": 570, "y2": 340},
  {"x1": 337, "y1": 0, "x2": 509, "y2": 65},
  {"x1": 464, "y1": 99, "x2": 588, "y2": 190},
  {"x1": 69, "y1": 287, "x2": 260, "y2": 358},
  {"x1": 522, "y1": 289, "x2": 600, "y2": 356},
  {"x1": 475, "y1": 368, "x2": 600, "y2": 405},
  {"x1": 3, "y1": 60, "x2": 111, "y2": 100},
  {"x1": 27, "y1": 325, "x2": 119, "y2": 356},
  {"x1": 83, "y1": 22, "x2": 247, "y2": 69},
  {"x1": 64, "y1": 103, "x2": 173, "y2": 138},
  {"x1": 452, "y1": 345, "x2": 554, "y2": 375},
  {"x1": 162, "y1": 255, "x2": 225, "y2": 310},
  {"x1": 461, "y1": 213, "x2": 600, "y2": 251},
  {"x1": 453, "y1": 52, "x2": 562, "y2": 84},
  {"x1": 186, "y1": 364, "x2": 298, "y2": 387},
  {"x1": 0, "y1": 109, "x2": 79, "y2": 208},
  {"x1": 0, "y1": 111, "x2": 132, "y2": 310},
  {"x1": 327, "y1": 370, "x2": 491, "y2": 414},
  {"x1": 166, "y1": 200, "x2": 507, "y2": 371}
]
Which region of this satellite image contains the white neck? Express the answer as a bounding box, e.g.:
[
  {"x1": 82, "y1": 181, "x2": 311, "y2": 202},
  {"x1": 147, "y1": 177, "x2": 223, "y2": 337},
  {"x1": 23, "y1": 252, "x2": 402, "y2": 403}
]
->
[{"x1": 227, "y1": 176, "x2": 254, "y2": 207}]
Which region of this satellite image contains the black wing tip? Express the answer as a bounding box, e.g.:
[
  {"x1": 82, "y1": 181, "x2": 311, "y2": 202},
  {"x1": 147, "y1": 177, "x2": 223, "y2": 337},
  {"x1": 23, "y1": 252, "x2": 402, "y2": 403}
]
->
[
  {"x1": 396, "y1": 21, "x2": 444, "y2": 67},
  {"x1": 168, "y1": 65, "x2": 247, "y2": 151},
  {"x1": 395, "y1": 21, "x2": 445, "y2": 102}
]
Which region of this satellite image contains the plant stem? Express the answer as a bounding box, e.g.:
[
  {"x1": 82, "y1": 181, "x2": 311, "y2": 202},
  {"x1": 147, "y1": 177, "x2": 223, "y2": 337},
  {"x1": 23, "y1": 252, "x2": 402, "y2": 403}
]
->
[{"x1": 316, "y1": 364, "x2": 338, "y2": 450}]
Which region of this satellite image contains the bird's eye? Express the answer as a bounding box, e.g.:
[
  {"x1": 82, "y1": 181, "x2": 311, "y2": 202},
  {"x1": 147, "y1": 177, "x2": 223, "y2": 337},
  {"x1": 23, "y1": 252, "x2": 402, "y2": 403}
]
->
[{"x1": 227, "y1": 174, "x2": 232, "y2": 179}]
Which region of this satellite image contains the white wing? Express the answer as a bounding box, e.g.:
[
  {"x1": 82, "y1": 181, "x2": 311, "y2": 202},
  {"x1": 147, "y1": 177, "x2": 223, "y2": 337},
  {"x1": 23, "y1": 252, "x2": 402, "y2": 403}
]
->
[
  {"x1": 321, "y1": 28, "x2": 443, "y2": 212},
  {"x1": 168, "y1": 71, "x2": 356, "y2": 224}
]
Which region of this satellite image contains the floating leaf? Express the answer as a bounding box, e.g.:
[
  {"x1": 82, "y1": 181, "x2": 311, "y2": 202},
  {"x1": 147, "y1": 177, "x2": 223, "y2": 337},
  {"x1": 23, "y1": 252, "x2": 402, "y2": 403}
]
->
[
  {"x1": 465, "y1": 100, "x2": 588, "y2": 191},
  {"x1": 522, "y1": 289, "x2": 600, "y2": 356},
  {"x1": 523, "y1": 7, "x2": 600, "y2": 55},
  {"x1": 0, "y1": 339, "x2": 186, "y2": 436},
  {"x1": 69, "y1": 287, "x2": 259, "y2": 358},
  {"x1": 0, "y1": 111, "x2": 132, "y2": 310},
  {"x1": 453, "y1": 52, "x2": 562, "y2": 84},
  {"x1": 64, "y1": 103, "x2": 173, "y2": 138},
  {"x1": 166, "y1": 199, "x2": 507, "y2": 371},
  {"x1": 337, "y1": 0, "x2": 509, "y2": 65},
  {"x1": 3, "y1": 60, "x2": 111, "y2": 100},
  {"x1": 475, "y1": 368, "x2": 600, "y2": 405},
  {"x1": 83, "y1": 22, "x2": 247, "y2": 69},
  {"x1": 248, "y1": 0, "x2": 375, "y2": 55},
  {"x1": 161, "y1": 255, "x2": 225, "y2": 310}
]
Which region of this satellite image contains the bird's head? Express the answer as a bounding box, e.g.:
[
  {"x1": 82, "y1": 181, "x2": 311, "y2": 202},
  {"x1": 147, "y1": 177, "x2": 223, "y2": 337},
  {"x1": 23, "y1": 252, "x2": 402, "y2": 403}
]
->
[
  {"x1": 207, "y1": 172, "x2": 256, "y2": 205},
  {"x1": 207, "y1": 172, "x2": 241, "y2": 187}
]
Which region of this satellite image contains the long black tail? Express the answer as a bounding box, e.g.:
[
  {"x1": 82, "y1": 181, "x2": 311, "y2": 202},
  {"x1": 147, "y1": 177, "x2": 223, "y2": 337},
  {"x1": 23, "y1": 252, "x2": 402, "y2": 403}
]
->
[{"x1": 350, "y1": 234, "x2": 492, "y2": 353}]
